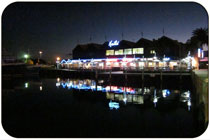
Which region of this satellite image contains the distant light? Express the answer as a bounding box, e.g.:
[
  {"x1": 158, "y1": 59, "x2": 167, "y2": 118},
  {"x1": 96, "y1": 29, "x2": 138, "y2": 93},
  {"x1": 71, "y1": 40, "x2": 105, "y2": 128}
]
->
[
  {"x1": 57, "y1": 57, "x2": 61, "y2": 61},
  {"x1": 40, "y1": 86, "x2": 42, "y2": 91},
  {"x1": 57, "y1": 78, "x2": 60, "y2": 82},
  {"x1": 25, "y1": 82, "x2": 28, "y2": 88},
  {"x1": 198, "y1": 48, "x2": 201, "y2": 58},
  {"x1": 108, "y1": 40, "x2": 119, "y2": 47},
  {"x1": 39, "y1": 51, "x2": 43, "y2": 54},
  {"x1": 24, "y1": 54, "x2": 29, "y2": 59}
]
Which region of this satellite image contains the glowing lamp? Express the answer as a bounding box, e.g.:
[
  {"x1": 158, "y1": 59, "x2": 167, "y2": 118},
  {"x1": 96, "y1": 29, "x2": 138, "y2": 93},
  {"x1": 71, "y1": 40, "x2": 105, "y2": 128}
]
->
[
  {"x1": 57, "y1": 78, "x2": 60, "y2": 82},
  {"x1": 57, "y1": 57, "x2": 61, "y2": 61},
  {"x1": 40, "y1": 86, "x2": 42, "y2": 91},
  {"x1": 24, "y1": 54, "x2": 29, "y2": 59}
]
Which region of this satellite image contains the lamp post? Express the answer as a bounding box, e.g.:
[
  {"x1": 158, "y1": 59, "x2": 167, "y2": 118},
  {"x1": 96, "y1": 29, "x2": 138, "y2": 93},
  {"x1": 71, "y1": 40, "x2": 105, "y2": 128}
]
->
[
  {"x1": 24, "y1": 54, "x2": 29, "y2": 63},
  {"x1": 39, "y1": 51, "x2": 42, "y2": 59},
  {"x1": 56, "y1": 57, "x2": 61, "y2": 69},
  {"x1": 38, "y1": 51, "x2": 42, "y2": 64}
]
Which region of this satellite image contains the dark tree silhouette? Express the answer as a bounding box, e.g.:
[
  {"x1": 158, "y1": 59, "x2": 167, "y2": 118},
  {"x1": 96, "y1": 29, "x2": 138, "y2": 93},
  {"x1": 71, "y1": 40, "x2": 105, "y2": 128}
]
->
[
  {"x1": 186, "y1": 28, "x2": 208, "y2": 55},
  {"x1": 192, "y1": 28, "x2": 208, "y2": 45}
]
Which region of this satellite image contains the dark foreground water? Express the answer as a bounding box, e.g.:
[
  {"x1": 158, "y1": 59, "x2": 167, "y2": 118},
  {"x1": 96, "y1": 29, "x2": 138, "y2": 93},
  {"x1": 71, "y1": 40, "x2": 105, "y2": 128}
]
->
[{"x1": 2, "y1": 76, "x2": 205, "y2": 138}]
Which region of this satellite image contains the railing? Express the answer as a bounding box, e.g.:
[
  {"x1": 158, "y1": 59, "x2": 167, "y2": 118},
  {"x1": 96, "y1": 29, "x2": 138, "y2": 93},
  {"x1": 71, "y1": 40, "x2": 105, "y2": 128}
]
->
[{"x1": 59, "y1": 65, "x2": 193, "y2": 72}]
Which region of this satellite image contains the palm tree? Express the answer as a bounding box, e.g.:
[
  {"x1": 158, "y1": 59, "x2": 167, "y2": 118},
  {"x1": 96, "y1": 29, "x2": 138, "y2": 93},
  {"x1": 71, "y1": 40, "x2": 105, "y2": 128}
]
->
[
  {"x1": 186, "y1": 28, "x2": 208, "y2": 55},
  {"x1": 192, "y1": 28, "x2": 208, "y2": 46}
]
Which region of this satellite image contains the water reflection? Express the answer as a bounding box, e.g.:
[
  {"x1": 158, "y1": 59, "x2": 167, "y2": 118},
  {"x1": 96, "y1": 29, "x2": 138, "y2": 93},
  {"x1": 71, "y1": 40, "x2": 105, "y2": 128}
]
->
[
  {"x1": 55, "y1": 78, "x2": 192, "y2": 111},
  {"x1": 162, "y1": 89, "x2": 171, "y2": 98},
  {"x1": 180, "y1": 91, "x2": 192, "y2": 111},
  {"x1": 56, "y1": 78, "x2": 139, "y2": 94},
  {"x1": 3, "y1": 77, "x2": 200, "y2": 137},
  {"x1": 109, "y1": 100, "x2": 120, "y2": 110},
  {"x1": 24, "y1": 82, "x2": 29, "y2": 88}
]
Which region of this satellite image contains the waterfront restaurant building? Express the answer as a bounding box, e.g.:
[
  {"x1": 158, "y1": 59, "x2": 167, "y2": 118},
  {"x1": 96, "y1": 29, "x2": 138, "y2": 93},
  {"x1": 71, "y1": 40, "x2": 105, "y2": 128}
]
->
[{"x1": 60, "y1": 36, "x2": 195, "y2": 70}]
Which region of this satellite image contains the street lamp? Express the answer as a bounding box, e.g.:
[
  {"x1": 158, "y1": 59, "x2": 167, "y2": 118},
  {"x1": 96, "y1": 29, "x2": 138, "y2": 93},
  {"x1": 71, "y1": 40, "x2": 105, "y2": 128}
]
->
[
  {"x1": 24, "y1": 54, "x2": 28, "y2": 58},
  {"x1": 24, "y1": 54, "x2": 29, "y2": 63},
  {"x1": 56, "y1": 57, "x2": 61, "y2": 69},
  {"x1": 39, "y1": 51, "x2": 43, "y2": 58},
  {"x1": 38, "y1": 51, "x2": 43, "y2": 64},
  {"x1": 57, "y1": 57, "x2": 60, "y2": 61}
]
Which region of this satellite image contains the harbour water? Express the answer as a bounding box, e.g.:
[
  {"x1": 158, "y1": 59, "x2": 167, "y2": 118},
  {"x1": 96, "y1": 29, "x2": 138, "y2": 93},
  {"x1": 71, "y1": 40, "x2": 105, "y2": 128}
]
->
[{"x1": 2, "y1": 76, "x2": 206, "y2": 138}]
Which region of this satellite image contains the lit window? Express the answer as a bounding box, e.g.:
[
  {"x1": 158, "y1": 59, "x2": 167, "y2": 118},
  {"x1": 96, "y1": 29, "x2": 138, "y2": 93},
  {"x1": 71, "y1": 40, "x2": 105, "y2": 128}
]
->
[
  {"x1": 106, "y1": 50, "x2": 114, "y2": 56},
  {"x1": 148, "y1": 62, "x2": 153, "y2": 67},
  {"x1": 139, "y1": 62, "x2": 144, "y2": 67},
  {"x1": 150, "y1": 50, "x2": 155, "y2": 54},
  {"x1": 124, "y1": 49, "x2": 132, "y2": 55},
  {"x1": 115, "y1": 49, "x2": 123, "y2": 55},
  {"x1": 133, "y1": 48, "x2": 144, "y2": 54}
]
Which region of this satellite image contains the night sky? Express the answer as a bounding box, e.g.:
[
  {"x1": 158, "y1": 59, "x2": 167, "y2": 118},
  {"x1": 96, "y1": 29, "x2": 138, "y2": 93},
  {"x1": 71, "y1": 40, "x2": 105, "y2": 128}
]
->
[{"x1": 2, "y1": 2, "x2": 208, "y2": 62}]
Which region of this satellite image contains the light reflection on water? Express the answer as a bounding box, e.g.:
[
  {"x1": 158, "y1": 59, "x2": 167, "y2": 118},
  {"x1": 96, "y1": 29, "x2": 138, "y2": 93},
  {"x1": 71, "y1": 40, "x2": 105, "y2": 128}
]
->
[
  {"x1": 3, "y1": 77, "x2": 199, "y2": 137},
  {"x1": 55, "y1": 78, "x2": 192, "y2": 111}
]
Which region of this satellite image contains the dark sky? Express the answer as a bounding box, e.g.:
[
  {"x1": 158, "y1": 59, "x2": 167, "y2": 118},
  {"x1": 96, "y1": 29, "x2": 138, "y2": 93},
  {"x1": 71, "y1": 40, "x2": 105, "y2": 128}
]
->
[{"x1": 2, "y1": 2, "x2": 208, "y2": 62}]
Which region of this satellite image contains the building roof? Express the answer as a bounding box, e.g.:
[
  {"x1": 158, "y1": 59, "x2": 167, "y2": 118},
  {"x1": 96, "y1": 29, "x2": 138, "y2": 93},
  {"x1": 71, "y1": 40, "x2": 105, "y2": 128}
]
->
[{"x1": 135, "y1": 38, "x2": 153, "y2": 48}]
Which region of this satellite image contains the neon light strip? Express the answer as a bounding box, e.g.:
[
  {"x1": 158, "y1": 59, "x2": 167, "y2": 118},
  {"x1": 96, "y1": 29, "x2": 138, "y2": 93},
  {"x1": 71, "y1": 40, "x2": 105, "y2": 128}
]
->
[
  {"x1": 58, "y1": 81, "x2": 137, "y2": 94},
  {"x1": 202, "y1": 50, "x2": 204, "y2": 58},
  {"x1": 198, "y1": 48, "x2": 201, "y2": 58}
]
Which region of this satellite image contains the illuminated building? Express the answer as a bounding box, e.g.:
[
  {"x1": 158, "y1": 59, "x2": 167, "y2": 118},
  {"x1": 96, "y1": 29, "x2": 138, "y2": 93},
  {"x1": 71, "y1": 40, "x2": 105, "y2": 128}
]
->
[
  {"x1": 60, "y1": 36, "x2": 197, "y2": 70},
  {"x1": 73, "y1": 36, "x2": 185, "y2": 59}
]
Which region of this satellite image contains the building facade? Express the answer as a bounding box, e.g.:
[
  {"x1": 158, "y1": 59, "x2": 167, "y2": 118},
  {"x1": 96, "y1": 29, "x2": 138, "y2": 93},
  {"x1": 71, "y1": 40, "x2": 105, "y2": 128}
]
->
[
  {"x1": 59, "y1": 36, "x2": 197, "y2": 70},
  {"x1": 73, "y1": 36, "x2": 186, "y2": 60}
]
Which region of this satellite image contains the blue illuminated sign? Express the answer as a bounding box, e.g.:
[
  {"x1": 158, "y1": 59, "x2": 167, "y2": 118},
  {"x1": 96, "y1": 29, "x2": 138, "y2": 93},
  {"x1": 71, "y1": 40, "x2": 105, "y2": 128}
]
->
[
  {"x1": 163, "y1": 57, "x2": 170, "y2": 61},
  {"x1": 108, "y1": 40, "x2": 119, "y2": 47}
]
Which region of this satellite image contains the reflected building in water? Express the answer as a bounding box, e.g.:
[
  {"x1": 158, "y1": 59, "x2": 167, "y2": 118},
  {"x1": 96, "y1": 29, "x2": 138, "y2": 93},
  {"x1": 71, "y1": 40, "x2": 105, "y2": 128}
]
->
[{"x1": 55, "y1": 78, "x2": 191, "y2": 111}]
